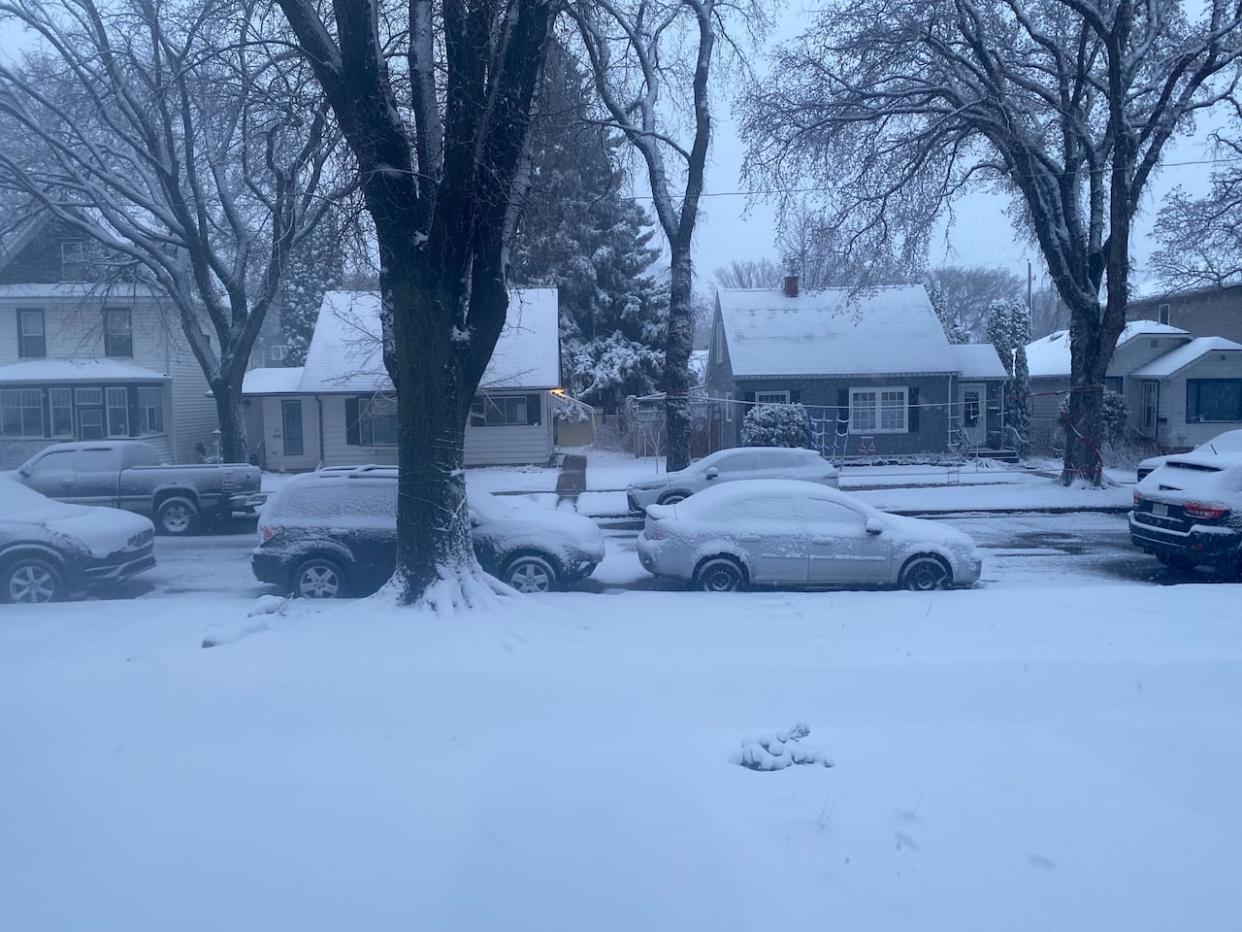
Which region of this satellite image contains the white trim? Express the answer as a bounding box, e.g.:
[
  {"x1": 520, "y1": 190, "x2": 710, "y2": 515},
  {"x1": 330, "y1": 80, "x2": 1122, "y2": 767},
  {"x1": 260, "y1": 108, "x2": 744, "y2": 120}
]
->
[
  {"x1": 755, "y1": 390, "x2": 790, "y2": 405},
  {"x1": 849, "y1": 385, "x2": 908, "y2": 434},
  {"x1": 724, "y1": 391, "x2": 733, "y2": 422}
]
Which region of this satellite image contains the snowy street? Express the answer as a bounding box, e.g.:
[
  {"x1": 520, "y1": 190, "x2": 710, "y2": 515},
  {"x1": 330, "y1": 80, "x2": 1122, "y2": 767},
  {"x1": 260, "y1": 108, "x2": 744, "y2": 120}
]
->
[{"x1": 96, "y1": 508, "x2": 1225, "y2": 602}]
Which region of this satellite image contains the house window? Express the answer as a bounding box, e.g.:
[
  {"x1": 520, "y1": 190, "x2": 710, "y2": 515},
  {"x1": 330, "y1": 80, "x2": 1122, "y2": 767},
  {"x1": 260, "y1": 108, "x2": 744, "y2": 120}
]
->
[
  {"x1": 106, "y1": 387, "x2": 130, "y2": 437},
  {"x1": 50, "y1": 388, "x2": 73, "y2": 437},
  {"x1": 104, "y1": 308, "x2": 133, "y2": 357},
  {"x1": 725, "y1": 391, "x2": 733, "y2": 423},
  {"x1": 1158, "y1": 303, "x2": 1171, "y2": 325},
  {"x1": 850, "y1": 386, "x2": 908, "y2": 433},
  {"x1": 755, "y1": 391, "x2": 790, "y2": 405},
  {"x1": 138, "y1": 386, "x2": 164, "y2": 435},
  {"x1": 269, "y1": 344, "x2": 288, "y2": 363},
  {"x1": 1187, "y1": 379, "x2": 1242, "y2": 423},
  {"x1": 354, "y1": 394, "x2": 398, "y2": 445},
  {"x1": 714, "y1": 323, "x2": 724, "y2": 361},
  {"x1": 281, "y1": 399, "x2": 304, "y2": 456},
  {"x1": 1105, "y1": 376, "x2": 1124, "y2": 394},
  {"x1": 470, "y1": 394, "x2": 529, "y2": 427},
  {"x1": 17, "y1": 309, "x2": 45, "y2": 358},
  {"x1": 0, "y1": 389, "x2": 45, "y2": 437}
]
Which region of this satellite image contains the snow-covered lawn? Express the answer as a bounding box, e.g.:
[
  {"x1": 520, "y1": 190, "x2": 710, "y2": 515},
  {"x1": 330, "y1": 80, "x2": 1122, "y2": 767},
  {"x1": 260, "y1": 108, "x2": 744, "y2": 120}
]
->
[{"x1": 2, "y1": 584, "x2": 1240, "y2": 931}]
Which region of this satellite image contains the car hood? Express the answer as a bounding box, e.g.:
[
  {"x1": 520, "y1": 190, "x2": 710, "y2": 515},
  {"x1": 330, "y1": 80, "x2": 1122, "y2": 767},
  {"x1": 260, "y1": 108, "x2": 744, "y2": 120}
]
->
[
  {"x1": 10, "y1": 498, "x2": 153, "y2": 558},
  {"x1": 628, "y1": 470, "x2": 688, "y2": 491},
  {"x1": 476, "y1": 507, "x2": 605, "y2": 558},
  {"x1": 1137, "y1": 454, "x2": 1168, "y2": 470},
  {"x1": 883, "y1": 513, "x2": 980, "y2": 558}
]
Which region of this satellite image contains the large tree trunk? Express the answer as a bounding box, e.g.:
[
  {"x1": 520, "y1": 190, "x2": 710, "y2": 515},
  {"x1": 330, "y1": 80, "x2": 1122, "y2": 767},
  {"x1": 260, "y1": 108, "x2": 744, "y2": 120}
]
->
[
  {"x1": 664, "y1": 246, "x2": 694, "y2": 472},
  {"x1": 212, "y1": 378, "x2": 248, "y2": 464}
]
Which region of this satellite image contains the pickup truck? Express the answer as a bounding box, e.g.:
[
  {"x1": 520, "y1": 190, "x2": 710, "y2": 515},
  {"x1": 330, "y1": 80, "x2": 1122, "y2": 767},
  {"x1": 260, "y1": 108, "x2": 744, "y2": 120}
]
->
[{"x1": 10, "y1": 440, "x2": 265, "y2": 535}]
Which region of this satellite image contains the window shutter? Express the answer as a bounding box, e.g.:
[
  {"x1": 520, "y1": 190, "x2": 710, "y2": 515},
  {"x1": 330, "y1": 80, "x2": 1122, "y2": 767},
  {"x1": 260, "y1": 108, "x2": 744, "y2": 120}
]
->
[
  {"x1": 789, "y1": 390, "x2": 801, "y2": 404},
  {"x1": 345, "y1": 397, "x2": 361, "y2": 445},
  {"x1": 908, "y1": 387, "x2": 920, "y2": 433},
  {"x1": 837, "y1": 389, "x2": 849, "y2": 425},
  {"x1": 526, "y1": 393, "x2": 542, "y2": 426}
]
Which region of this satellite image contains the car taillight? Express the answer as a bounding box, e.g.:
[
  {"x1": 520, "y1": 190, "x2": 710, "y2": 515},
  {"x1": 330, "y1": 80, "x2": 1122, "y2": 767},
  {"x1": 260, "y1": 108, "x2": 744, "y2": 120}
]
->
[
  {"x1": 646, "y1": 524, "x2": 669, "y2": 540},
  {"x1": 260, "y1": 524, "x2": 278, "y2": 543},
  {"x1": 1183, "y1": 501, "x2": 1228, "y2": 520}
]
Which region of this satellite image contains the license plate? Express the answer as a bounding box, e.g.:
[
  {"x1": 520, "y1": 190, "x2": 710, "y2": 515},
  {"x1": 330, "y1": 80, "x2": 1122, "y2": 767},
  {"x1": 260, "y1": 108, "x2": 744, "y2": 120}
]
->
[{"x1": 1151, "y1": 502, "x2": 1168, "y2": 517}]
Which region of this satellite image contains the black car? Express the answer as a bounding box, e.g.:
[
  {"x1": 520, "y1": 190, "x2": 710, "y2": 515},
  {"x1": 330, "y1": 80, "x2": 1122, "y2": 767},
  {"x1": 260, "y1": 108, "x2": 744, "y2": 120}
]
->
[
  {"x1": 1, "y1": 477, "x2": 156, "y2": 603},
  {"x1": 1130, "y1": 453, "x2": 1242, "y2": 574},
  {"x1": 252, "y1": 467, "x2": 606, "y2": 597}
]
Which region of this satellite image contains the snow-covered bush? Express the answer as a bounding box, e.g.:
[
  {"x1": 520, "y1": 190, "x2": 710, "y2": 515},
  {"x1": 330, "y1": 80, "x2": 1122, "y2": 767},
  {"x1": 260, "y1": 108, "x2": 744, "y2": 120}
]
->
[
  {"x1": 741, "y1": 403, "x2": 810, "y2": 448},
  {"x1": 730, "y1": 723, "x2": 833, "y2": 771},
  {"x1": 1102, "y1": 390, "x2": 1129, "y2": 445},
  {"x1": 986, "y1": 298, "x2": 1032, "y2": 457}
]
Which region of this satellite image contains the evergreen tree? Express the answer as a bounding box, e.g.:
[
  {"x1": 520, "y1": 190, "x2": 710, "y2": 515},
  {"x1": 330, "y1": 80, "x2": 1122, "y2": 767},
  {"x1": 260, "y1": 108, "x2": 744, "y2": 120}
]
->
[
  {"x1": 929, "y1": 285, "x2": 970, "y2": 344},
  {"x1": 280, "y1": 211, "x2": 345, "y2": 366},
  {"x1": 986, "y1": 299, "x2": 1032, "y2": 457},
  {"x1": 509, "y1": 43, "x2": 666, "y2": 411}
]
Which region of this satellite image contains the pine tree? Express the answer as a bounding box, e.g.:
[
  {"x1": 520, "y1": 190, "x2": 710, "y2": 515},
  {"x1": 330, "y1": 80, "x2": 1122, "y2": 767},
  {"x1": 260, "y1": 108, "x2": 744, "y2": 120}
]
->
[
  {"x1": 508, "y1": 43, "x2": 667, "y2": 412},
  {"x1": 929, "y1": 285, "x2": 970, "y2": 344},
  {"x1": 279, "y1": 212, "x2": 345, "y2": 366},
  {"x1": 985, "y1": 299, "x2": 1032, "y2": 457}
]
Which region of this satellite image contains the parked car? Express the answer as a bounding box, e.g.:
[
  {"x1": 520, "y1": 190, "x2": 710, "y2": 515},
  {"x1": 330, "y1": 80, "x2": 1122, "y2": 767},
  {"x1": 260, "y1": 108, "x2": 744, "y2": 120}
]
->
[
  {"x1": 10, "y1": 440, "x2": 265, "y2": 536},
  {"x1": 1129, "y1": 452, "x2": 1242, "y2": 574},
  {"x1": 1136, "y1": 429, "x2": 1242, "y2": 480},
  {"x1": 636, "y1": 479, "x2": 982, "y2": 592},
  {"x1": 0, "y1": 477, "x2": 156, "y2": 603},
  {"x1": 252, "y1": 467, "x2": 606, "y2": 597},
  {"x1": 627, "y1": 447, "x2": 840, "y2": 513}
]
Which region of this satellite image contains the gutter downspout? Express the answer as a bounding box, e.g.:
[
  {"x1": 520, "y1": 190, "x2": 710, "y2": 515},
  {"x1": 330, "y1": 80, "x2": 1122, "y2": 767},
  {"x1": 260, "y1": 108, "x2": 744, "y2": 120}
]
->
[{"x1": 316, "y1": 395, "x2": 325, "y2": 468}]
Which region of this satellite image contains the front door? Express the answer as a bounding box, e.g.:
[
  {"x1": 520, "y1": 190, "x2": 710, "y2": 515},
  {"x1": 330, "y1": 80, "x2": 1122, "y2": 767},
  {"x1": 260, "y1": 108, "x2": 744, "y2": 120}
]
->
[
  {"x1": 803, "y1": 499, "x2": 893, "y2": 585},
  {"x1": 1142, "y1": 381, "x2": 1160, "y2": 437},
  {"x1": 959, "y1": 382, "x2": 987, "y2": 447},
  {"x1": 282, "y1": 399, "x2": 304, "y2": 456},
  {"x1": 724, "y1": 496, "x2": 809, "y2": 585}
]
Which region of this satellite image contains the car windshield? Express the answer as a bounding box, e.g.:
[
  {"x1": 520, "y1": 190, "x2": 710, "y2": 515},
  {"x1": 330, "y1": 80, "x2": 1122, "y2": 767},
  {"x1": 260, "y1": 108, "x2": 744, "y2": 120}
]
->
[{"x1": 0, "y1": 476, "x2": 57, "y2": 516}]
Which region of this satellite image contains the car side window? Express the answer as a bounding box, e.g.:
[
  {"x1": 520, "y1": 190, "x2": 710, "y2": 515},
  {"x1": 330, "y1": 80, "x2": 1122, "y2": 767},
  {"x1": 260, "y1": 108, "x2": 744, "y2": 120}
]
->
[
  {"x1": 802, "y1": 500, "x2": 865, "y2": 526},
  {"x1": 729, "y1": 497, "x2": 804, "y2": 522},
  {"x1": 27, "y1": 451, "x2": 72, "y2": 476},
  {"x1": 715, "y1": 453, "x2": 754, "y2": 473}
]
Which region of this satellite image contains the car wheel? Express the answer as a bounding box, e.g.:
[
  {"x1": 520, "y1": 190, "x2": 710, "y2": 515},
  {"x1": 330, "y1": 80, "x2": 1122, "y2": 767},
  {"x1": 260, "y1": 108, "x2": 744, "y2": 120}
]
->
[
  {"x1": 658, "y1": 491, "x2": 688, "y2": 506},
  {"x1": 156, "y1": 498, "x2": 198, "y2": 536},
  {"x1": 504, "y1": 554, "x2": 557, "y2": 593},
  {"x1": 900, "y1": 555, "x2": 951, "y2": 591},
  {"x1": 293, "y1": 557, "x2": 347, "y2": 599},
  {"x1": 3, "y1": 557, "x2": 63, "y2": 604},
  {"x1": 695, "y1": 556, "x2": 747, "y2": 593}
]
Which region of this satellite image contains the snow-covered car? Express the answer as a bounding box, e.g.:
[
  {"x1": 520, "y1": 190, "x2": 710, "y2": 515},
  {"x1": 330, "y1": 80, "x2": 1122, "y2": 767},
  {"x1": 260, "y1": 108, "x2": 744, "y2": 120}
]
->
[
  {"x1": 251, "y1": 467, "x2": 605, "y2": 597},
  {"x1": 636, "y1": 479, "x2": 982, "y2": 592},
  {"x1": 626, "y1": 446, "x2": 840, "y2": 513},
  {"x1": 1129, "y1": 453, "x2": 1242, "y2": 574},
  {"x1": 0, "y1": 477, "x2": 156, "y2": 603},
  {"x1": 1136, "y1": 429, "x2": 1242, "y2": 481}
]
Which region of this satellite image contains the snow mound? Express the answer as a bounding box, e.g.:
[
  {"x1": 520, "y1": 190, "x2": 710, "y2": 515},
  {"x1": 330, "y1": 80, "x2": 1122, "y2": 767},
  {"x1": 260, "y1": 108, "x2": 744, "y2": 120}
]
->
[
  {"x1": 730, "y1": 723, "x2": 833, "y2": 772},
  {"x1": 248, "y1": 595, "x2": 290, "y2": 617}
]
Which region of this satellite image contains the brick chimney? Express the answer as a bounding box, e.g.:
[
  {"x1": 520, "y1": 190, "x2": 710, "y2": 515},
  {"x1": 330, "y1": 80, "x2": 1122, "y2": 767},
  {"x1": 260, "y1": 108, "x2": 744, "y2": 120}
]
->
[{"x1": 783, "y1": 274, "x2": 799, "y2": 298}]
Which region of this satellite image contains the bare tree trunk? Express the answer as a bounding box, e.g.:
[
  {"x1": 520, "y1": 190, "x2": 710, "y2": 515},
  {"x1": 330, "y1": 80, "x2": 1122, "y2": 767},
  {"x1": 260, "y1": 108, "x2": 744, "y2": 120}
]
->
[
  {"x1": 211, "y1": 379, "x2": 248, "y2": 464},
  {"x1": 664, "y1": 246, "x2": 694, "y2": 471}
]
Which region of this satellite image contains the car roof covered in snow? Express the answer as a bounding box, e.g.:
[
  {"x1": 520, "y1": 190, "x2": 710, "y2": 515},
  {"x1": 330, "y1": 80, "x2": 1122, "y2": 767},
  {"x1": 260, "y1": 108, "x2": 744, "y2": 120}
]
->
[
  {"x1": 242, "y1": 367, "x2": 305, "y2": 395},
  {"x1": 716, "y1": 285, "x2": 959, "y2": 377},
  {"x1": 1130, "y1": 336, "x2": 1242, "y2": 378},
  {"x1": 950, "y1": 344, "x2": 1009, "y2": 379},
  {"x1": 669, "y1": 478, "x2": 876, "y2": 513},
  {"x1": 296, "y1": 289, "x2": 560, "y2": 395},
  {"x1": 1025, "y1": 321, "x2": 1190, "y2": 378}
]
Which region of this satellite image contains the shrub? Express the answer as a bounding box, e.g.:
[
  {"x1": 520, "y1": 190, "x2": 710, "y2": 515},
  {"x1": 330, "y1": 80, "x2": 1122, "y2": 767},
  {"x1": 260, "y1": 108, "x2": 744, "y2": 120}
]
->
[{"x1": 741, "y1": 402, "x2": 810, "y2": 448}]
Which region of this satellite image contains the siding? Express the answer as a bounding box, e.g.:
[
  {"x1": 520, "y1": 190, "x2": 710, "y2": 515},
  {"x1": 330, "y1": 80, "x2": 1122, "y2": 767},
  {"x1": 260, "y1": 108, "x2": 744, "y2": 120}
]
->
[
  {"x1": 1129, "y1": 287, "x2": 1242, "y2": 343},
  {"x1": 259, "y1": 392, "x2": 555, "y2": 470},
  {"x1": 1029, "y1": 376, "x2": 1070, "y2": 453}
]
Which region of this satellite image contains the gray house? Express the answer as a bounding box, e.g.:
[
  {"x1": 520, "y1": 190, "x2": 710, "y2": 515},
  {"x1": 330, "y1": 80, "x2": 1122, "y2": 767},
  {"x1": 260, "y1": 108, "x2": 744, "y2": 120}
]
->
[
  {"x1": 244, "y1": 289, "x2": 561, "y2": 469},
  {"x1": 706, "y1": 281, "x2": 1010, "y2": 458},
  {"x1": 1025, "y1": 321, "x2": 1242, "y2": 452},
  {"x1": 1127, "y1": 284, "x2": 1242, "y2": 344}
]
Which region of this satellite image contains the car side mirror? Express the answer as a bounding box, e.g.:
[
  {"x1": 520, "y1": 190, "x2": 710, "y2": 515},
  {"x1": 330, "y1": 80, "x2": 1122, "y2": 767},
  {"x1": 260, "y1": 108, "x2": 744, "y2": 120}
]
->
[
  {"x1": 17, "y1": 465, "x2": 30, "y2": 478},
  {"x1": 705, "y1": 466, "x2": 719, "y2": 480},
  {"x1": 865, "y1": 518, "x2": 884, "y2": 535}
]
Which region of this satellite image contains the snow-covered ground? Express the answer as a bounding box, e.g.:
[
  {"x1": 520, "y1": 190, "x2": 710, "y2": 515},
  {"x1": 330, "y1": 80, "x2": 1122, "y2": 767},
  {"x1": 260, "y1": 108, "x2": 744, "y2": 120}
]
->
[{"x1": 2, "y1": 584, "x2": 1240, "y2": 931}]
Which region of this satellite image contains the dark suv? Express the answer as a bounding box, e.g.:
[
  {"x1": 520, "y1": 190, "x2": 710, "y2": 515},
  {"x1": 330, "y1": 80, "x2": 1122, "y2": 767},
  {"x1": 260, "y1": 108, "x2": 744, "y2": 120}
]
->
[
  {"x1": 1130, "y1": 453, "x2": 1242, "y2": 574},
  {"x1": 251, "y1": 467, "x2": 605, "y2": 597}
]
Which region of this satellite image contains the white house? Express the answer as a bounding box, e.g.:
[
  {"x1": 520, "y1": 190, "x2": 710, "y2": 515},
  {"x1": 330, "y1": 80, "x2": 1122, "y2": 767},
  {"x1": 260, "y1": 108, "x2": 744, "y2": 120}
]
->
[
  {"x1": 1025, "y1": 321, "x2": 1242, "y2": 452},
  {"x1": 0, "y1": 214, "x2": 217, "y2": 468},
  {"x1": 244, "y1": 289, "x2": 561, "y2": 470}
]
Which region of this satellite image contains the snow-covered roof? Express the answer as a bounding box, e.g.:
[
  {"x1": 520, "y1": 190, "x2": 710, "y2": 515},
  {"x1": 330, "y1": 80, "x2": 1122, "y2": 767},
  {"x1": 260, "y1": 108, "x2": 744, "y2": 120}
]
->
[
  {"x1": 298, "y1": 289, "x2": 560, "y2": 394},
  {"x1": 0, "y1": 358, "x2": 167, "y2": 383},
  {"x1": 716, "y1": 285, "x2": 959, "y2": 377},
  {"x1": 0, "y1": 283, "x2": 165, "y2": 299},
  {"x1": 1130, "y1": 337, "x2": 1242, "y2": 378},
  {"x1": 243, "y1": 367, "x2": 305, "y2": 395},
  {"x1": 1025, "y1": 321, "x2": 1191, "y2": 378},
  {"x1": 951, "y1": 344, "x2": 1008, "y2": 380}
]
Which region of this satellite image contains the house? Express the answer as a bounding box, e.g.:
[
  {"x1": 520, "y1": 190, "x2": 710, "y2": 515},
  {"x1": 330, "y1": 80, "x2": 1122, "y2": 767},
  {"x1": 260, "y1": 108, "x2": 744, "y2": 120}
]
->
[
  {"x1": 0, "y1": 214, "x2": 217, "y2": 468},
  {"x1": 1025, "y1": 321, "x2": 1242, "y2": 452},
  {"x1": 705, "y1": 280, "x2": 1011, "y2": 458},
  {"x1": 244, "y1": 289, "x2": 561, "y2": 469},
  {"x1": 1127, "y1": 283, "x2": 1242, "y2": 343}
]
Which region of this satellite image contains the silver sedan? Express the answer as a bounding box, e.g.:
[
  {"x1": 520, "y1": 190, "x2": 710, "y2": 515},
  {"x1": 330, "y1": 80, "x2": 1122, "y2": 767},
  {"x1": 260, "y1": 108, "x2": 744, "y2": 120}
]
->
[{"x1": 636, "y1": 479, "x2": 982, "y2": 592}]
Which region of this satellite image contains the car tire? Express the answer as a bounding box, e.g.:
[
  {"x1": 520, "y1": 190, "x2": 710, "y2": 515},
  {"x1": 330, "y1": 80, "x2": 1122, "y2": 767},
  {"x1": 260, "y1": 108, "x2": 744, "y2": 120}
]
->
[
  {"x1": 695, "y1": 556, "x2": 747, "y2": 593},
  {"x1": 3, "y1": 556, "x2": 64, "y2": 604},
  {"x1": 156, "y1": 497, "x2": 198, "y2": 536},
  {"x1": 292, "y1": 557, "x2": 348, "y2": 599},
  {"x1": 900, "y1": 555, "x2": 952, "y2": 591},
  {"x1": 658, "y1": 491, "x2": 689, "y2": 506},
  {"x1": 504, "y1": 554, "x2": 558, "y2": 593}
]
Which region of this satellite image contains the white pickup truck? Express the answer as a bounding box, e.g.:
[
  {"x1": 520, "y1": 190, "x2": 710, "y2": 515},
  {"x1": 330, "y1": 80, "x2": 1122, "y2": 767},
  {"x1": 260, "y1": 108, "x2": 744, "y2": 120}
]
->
[{"x1": 10, "y1": 440, "x2": 265, "y2": 535}]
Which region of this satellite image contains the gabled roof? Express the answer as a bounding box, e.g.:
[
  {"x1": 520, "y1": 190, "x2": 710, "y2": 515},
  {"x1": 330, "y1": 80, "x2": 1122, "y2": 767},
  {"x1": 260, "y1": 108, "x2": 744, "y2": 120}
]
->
[
  {"x1": 951, "y1": 344, "x2": 1008, "y2": 379},
  {"x1": 296, "y1": 289, "x2": 560, "y2": 395},
  {"x1": 716, "y1": 285, "x2": 959, "y2": 377},
  {"x1": 0, "y1": 358, "x2": 167, "y2": 383},
  {"x1": 1025, "y1": 321, "x2": 1190, "y2": 378},
  {"x1": 242, "y1": 367, "x2": 305, "y2": 395},
  {"x1": 1130, "y1": 337, "x2": 1242, "y2": 378}
]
